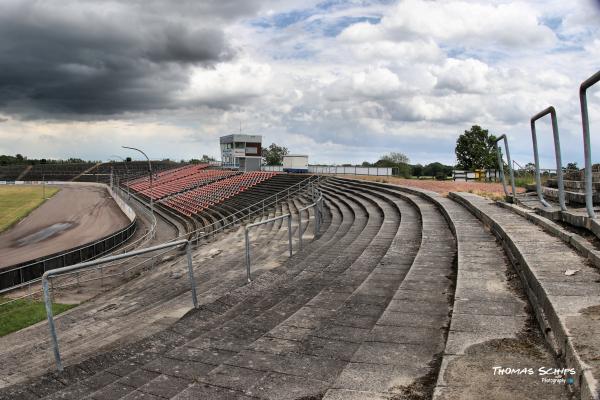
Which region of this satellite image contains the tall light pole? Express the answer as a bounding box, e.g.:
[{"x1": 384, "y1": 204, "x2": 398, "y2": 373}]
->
[
  {"x1": 110, "y1": 155, "x2": 130, "y2": 198},
  {"x1": 122, "y1": 146, "x2": 153, "y2": 215}
]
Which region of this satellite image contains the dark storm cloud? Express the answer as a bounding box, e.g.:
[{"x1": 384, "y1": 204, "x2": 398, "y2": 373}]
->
[{"x1": 0, "y1": 0, "x2": 258, "y2": 118}]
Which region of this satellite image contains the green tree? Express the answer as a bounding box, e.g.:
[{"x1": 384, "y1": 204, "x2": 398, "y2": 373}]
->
[
  {"x1": 412, "y1": 164, "x2": 423, "y2": 177},
  {"x1": 380, "y1": 152, "x2": 410, "y2": 165},
  {"x1": 374, "y1": 152, "x2": 411, "y2": 178},
  {"x1": 565, "y1": 162, "x2": 578, "y2": 171},
  {"x1": 262, "y1": 143, "x2": 289, "y2": 166},
  {"x1": 455, "y1": 125, "x2": 497, "y2": 170}
]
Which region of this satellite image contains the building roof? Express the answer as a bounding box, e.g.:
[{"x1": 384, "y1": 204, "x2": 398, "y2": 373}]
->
[{"x1": 220, "y1": 134, "x2": 262, "y2": 144}]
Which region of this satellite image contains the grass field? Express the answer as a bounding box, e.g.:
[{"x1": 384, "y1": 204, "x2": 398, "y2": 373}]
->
[
  {"x1": 0, "y1": 297, "x2": 76, "y2": 337},
  {"x1": 0, "y1": 185, "x2": 59, "y2": 233}
]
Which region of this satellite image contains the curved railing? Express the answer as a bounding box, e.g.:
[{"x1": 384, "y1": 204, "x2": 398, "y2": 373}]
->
[{"x1": 1, "y1": 175, "x2": 325, "y2": 309}]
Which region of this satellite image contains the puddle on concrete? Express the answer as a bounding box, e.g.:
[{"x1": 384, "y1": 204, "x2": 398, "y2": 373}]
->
[{"x1": 16, "y1": 222, "x2": 74, "y2": 246}]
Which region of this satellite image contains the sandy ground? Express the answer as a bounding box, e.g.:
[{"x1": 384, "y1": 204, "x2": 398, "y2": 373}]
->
[
  {"x1": 0, "y1": 184, "x2": 130, "y2": 269},
  {"x1": 338, "y1": 175, "x2": 526, "y2": 197}
]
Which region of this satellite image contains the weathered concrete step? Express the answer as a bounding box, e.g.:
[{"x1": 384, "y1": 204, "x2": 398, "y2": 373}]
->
[
  {"x1": 539, "y1": 186, "x2": 600, "y2": 205},
  {"x1": 171, "y1": 183, "x2": 407, "y2": 399},
  {"x1": 323, "y1": 180, "x2": 455, "y2": 399},
  {"x1": 23, "y1": 187, "x2": 376, "y2": 399},
  {"x1": 450, "y1": 191, "x2": 599, "y2": 400},
  {"x1": 158, "y1": 184, "x2": 398, "y2": 399},
  {"x1": 0, "y1": 197, "x2": 331, "y2": 398},
  {"x1": 547, "y1": 179, "x2": 600, "y2": 192},
  {"x1": 333, "y1": 179, "x2": 573, "y2": 399}
]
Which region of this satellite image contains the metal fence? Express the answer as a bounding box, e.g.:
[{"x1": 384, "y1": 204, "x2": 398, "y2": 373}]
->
[
  {"x1": 452, "y1": 169, "x2": 500, "y2": 181},
  {"x1": 261, "y1": 165, "x2": 395, "y2": 176}
]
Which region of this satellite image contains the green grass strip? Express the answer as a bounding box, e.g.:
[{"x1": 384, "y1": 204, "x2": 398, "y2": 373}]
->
[{"x1": 0, "y1": 296, "x2": 77, "y2": 337}]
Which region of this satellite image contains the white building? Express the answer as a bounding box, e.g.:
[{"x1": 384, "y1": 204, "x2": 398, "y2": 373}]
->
[{"x1": 219, "y1": 134, "x2": 262, "y2": 170}]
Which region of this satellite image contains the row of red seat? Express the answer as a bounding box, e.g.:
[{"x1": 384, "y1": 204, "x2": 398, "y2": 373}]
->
[
  {"x1": 127, "y1": 164, "x2": 209, "y2": 192},
  {"x1": 137, "y1": 170, "x2": 238, "y2": 200},
  {"x1": 126, "y1": 164, "x2": 190, "y2": 187},
  {"x1": 161, "y1": 172, "x2": 277, "y2": 216}
]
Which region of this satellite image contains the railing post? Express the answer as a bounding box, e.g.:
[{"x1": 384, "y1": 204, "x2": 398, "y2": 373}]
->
[
  {"x1": 314, "y1": 202, "x2": 319, "y2": 236},
  {"x1": 287, "y1": 215, "x2": 292, "y2": 257},
  {"x1": 42, "y1": 275, "x2": 63, "y2": 371},
  {"x1": 580, "y1": 70, "x2": 600, "y2": 218},
  {"x1": 245, "y1": 228, "x2": 251, "y2": 283},
  {"x1": 495, "y1": 145, "x2": 509, "y2": 198},
  {"x1": 502, "y1": 136, "x2": 517, "y2": 198},
  {"x1": 185, "y1": 242, "x2": 198, "y2": 308},
  {"x1": 531, "y1": 107, "x2": 565, "y2": 210},
  {"x1": 298, "y1": 210, "x2": 303, "y2": 251}
]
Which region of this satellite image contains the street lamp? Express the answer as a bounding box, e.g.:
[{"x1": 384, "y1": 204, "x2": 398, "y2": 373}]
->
[
  {"x1": 110, "y1": 155, "x2": 130, "y2": 198},
  {"x1": 122, "y1": 146, "x2": 154, "y2": 216}
]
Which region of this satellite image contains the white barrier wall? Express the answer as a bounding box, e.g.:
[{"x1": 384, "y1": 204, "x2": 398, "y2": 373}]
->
[{"x1": 262, "y1": 165, "x2": 393, "y2": 176}]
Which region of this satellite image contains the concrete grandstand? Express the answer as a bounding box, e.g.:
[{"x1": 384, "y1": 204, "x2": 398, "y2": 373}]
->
[{"x1": 0, "y1": 158, "x2": 597, "y2": 399}]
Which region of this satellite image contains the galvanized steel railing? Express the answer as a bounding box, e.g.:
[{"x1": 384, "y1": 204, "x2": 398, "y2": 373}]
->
[
  {"x1": 530, "y1": 106, "x2": 566, "y2": 210},
  {"x1": 244, "y1": 189, "x2": 323, "y2": 282},
  {"x1": 179, "y1": 175, "x2": 324, "y2": 243},
  {"x1": 42, "y1": 239, "x2": 198, "y2": 371},
  {"x1": 492, "y1": 134, "x2": 516, "y2": 198},
  {"x1": 580, "y1": 70, "x2": 600, "y2": 218},
  {"x1": 297, "y1": 192, "x2": 323, "y2": 251},
  {"x1": 13, "y1": 175, "x2": 325, "y2": 371},
  {"x1": 244, "y1": 213, "x2": 292, "y2": 283}
]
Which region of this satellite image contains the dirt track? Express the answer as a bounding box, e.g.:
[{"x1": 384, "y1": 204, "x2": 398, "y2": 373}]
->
[
  {"x1": 0, "y1": 184, "x2": 130, "y2": 269},
  {"x1": 339, "y1": 175, "x2": 526, "y2": 197}
]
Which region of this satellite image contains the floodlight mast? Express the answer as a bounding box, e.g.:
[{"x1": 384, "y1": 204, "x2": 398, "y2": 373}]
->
[
  {"x1": 110, "y1": 155, "x2": 130, "y2": 198},
  {"x1": 122, "y1": 146, "x2": 153, "y2": 215}
]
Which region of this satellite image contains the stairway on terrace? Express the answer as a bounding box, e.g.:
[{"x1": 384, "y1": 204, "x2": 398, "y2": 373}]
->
[{"x1": 0, "y1": 179, "x2": 574, "y2": 400}]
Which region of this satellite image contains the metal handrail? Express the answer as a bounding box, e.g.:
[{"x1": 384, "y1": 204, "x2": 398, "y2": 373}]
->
[
  {"x1": 491, "y1": 135, "x2": 516, "y2": 198},
  {"x1": 42, "y1": 239, "x2": 198, "y2": 371},
  {"x1": 530, "y1": 106, "x2": 566, "y2": 210},
  {"x1": 580, "y1": 70, "x2": 600, "y2": 218},
  {"x1": 5, "y1": 176, "x2": 323, "y2": 303},
  {"x1": 244, "y1": 213, "x2": 292, "y2": 283},
  {"x1": 297, "y1": 192, "x2": 323, "y2": 250},
  {"x1": 171, "y1": 174, "x2": 323, "y2": 243}
]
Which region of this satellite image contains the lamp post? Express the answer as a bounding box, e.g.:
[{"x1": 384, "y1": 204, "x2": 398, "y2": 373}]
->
[
  {"x1": 122, "y1": 146, "x2": 153, "y2": 215},
  {"x1": 110, "y1": 155, "x2": 130, "y2": 198}
]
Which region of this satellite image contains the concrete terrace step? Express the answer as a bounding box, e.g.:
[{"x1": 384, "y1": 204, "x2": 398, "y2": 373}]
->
[
  {"x1": 450, "y1": 191, "x2": 598, "y2": 399},
  {"x1": 334, "y1": 179, "x2": 573, "y2": 399},
  {"x1": 2, "y1": 179, "x2": 582, "y2": 400},
  {"x1": 86, "y1": 183, "x2": 385, "y2": 399},
  {"x1": 322, "y1": 179, "x2": 454, "y2": 399},
  {"x1": 0, "y1": 195, "x2": 320, "y2": 396},
  {"x1": 0, "y1": 185, "x2": 367, "y2": 399},
  {"x1": 171, "y1": 181, "x2": 406, "y2": 399}
]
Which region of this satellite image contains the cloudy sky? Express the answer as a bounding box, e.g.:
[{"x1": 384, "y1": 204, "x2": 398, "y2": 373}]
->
[{"x1": 0, "y1": 0, "x2": 599, "y2": 167}]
